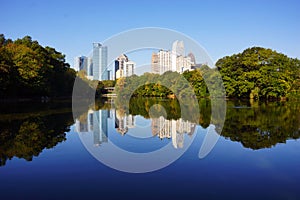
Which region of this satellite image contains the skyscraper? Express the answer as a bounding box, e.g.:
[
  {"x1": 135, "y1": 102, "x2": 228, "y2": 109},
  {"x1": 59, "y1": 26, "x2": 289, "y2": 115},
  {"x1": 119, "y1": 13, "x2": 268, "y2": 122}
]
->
[
  {"x1": 172, "y1": 40, "x2": 184, "y2": 72},
  {"x1": 93, "y1": 43, "x2": 108, "y2": 81},
  {"x1": 158, "y1": 50, "x2": 172, "y2": 73},
  {"x1": 151, "y1": 41, "x2": 194, "y2": 74},
  {"x1": 87, "y1": 57, "x2": 93, "y2": 80},
  {"x1": 151, "y1": 52, "x2": 159, "y2": 74},
  {"x1": 74, "y1": 56, "x2": 88, "y2": 72},
  {"x1": 115, "y1": 54, "x2": 135, "y2": 79},
  {"x1": 187, "y1": 52, "x2": 196, "y2": 64}
]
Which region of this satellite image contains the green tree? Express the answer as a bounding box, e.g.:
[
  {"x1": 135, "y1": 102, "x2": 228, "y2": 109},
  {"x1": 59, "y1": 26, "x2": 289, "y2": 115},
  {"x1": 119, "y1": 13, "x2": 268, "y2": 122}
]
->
[{"x1": 216, "y1": 47, "x2": 300, "y2": 99}]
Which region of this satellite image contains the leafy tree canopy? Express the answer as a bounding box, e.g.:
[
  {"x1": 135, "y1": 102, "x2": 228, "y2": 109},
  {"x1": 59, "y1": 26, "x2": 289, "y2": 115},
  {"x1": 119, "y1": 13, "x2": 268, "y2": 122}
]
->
[
  {"x1": 216, "y1": 47, "x2": 300, "y2": 99},
  {"x1": 0, "y1": 34, "x2": 76, "y2": 98}
]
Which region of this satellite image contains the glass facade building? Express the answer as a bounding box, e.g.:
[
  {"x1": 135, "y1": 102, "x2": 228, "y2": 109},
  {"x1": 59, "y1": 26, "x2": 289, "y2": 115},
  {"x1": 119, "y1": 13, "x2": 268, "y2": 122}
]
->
[{"x1": 93, "y1": 43, "x2": 108, "y2": 81}]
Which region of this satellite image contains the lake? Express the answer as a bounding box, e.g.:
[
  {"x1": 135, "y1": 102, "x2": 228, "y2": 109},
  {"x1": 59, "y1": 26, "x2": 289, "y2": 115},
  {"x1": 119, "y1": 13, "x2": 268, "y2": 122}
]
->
[{"x1": 0, "y1": 98, "x2": 300, "y2": 199}]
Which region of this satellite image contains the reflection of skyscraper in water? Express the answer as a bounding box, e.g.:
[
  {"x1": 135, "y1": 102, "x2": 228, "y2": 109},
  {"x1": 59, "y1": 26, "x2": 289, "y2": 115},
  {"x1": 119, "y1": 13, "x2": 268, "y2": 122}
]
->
[
  {"x1": 88, "y1": 110, "x2": 93, "y2": 132},
  {"x1": 151, "y1": 116, "x2": 196, "y2": 148},
  {"x1": 75, "y1": 109, "x2": 108, "y2": 146},
  {"x1": 115, "y1": 110, "x2": 135, "y2": 135},
  {"x1": 93, "y1": 110, "x2": 108, "y2": 146}
]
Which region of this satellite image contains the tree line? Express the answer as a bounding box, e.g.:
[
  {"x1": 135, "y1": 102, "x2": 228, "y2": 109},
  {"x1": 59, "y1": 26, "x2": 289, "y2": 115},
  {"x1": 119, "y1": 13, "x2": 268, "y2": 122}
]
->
[
  {"x1": 1, "y1": 34, "x2": 299, "y2": 100},
  {"x1": 216, "y1": 47, "x2": 300, "y2": 99},
  {"x1": 0, "y1": 34, "x2": 76, "y2": 98},
  {"x1": 0, "y1": 102, "x2": 74, "y2": 166},
  {"x1": 100, "y1": 97, "x2": 300, "y2": 150},
  {"x1": 115, "y1": 47, "x2": 300, "y2": 100}
]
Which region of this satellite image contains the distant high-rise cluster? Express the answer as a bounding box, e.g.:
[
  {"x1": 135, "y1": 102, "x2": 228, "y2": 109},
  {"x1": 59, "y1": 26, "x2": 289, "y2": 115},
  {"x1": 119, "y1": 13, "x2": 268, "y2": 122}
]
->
[
  {"x1": 74, "y1": 43, "x2": 108, "y2": 81},
  {"x1": 151, "y1": 116, "x2": 196, "y2": 149},
  {"x1": 151, "y1": 40, "x2": 195, "y2": 74},
  {"x1": 74, "y1": 44, "x2": 137, "y2": 80},
  {"x1": 114, "y1": 54, "x2": 135, "y2": 79}
]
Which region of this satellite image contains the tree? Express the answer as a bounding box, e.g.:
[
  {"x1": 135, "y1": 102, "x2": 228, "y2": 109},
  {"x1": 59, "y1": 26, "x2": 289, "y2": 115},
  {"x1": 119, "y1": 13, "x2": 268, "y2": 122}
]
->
[
  {"x1": 0, "y1": 34, "x2": 77, "y2": 98},
  {"x1": 216, "y1": 47, "x2": 300, "y2": 99}
]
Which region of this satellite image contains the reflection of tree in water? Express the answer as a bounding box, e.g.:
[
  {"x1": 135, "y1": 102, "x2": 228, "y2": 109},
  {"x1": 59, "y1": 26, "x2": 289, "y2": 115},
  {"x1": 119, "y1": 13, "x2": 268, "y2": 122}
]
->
[
  {"x1": 127, "y1": 97, "x2": 211, "y2": 128},
  {"x1": 221, "y1": 101, "x2": 300, "y2": 150},
  {"x1": 90, "y1": 98, "x2": 300, "y2": 150},
  {"x1": 0, "y1": 110, "x2": 74, "y2": 166}
]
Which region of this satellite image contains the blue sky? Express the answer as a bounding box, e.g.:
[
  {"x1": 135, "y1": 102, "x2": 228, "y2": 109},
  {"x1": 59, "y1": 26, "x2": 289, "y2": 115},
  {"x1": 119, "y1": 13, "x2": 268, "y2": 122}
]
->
[{"x1": 1, "y1": 0, "x2": 300, "y2": 67}]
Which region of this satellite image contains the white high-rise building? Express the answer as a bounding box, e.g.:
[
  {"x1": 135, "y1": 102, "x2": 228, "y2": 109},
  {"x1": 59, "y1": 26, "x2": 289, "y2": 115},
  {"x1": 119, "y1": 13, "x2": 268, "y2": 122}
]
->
[
  {"x1": 171, "y1": 40, "x2": 184, "y2": 72},
  {"x1": 115, "y1": 54, "x2": 135, "y2": 79},
  {"x1": 157, "y1": 50, "x2": 171, "y2": 73},
  {"x1": 151, "y1": 41, "x2": 194, "y2": 74}
]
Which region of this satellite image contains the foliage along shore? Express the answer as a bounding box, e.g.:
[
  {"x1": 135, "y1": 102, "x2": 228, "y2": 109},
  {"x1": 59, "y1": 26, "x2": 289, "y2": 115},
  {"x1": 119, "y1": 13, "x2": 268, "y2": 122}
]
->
[
  {"x1": 0, "y1": 34, "x2": 76, "y2": 99},
  {"x1": 115, "y1": 47, "x2": 300, "y2": 100}
]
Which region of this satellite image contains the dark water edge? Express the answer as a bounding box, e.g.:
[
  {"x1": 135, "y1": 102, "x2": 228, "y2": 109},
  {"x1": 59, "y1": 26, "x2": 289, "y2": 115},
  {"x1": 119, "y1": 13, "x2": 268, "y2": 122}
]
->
[{"x1": 0, "y1": 96, "x2": 72, "y2": 102}]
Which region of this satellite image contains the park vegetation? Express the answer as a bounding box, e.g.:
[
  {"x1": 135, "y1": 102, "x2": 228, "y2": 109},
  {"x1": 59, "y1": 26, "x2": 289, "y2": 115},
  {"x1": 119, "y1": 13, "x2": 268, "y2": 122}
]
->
[
  {"x1": 116, "y1": 47, "x2": 300, "y2": 100},
  {"x1": 0, "y1": 34, "x2": 76, "y2": 98},
  {"x1": 216, "y1": 47, "x2": 300, "y2": 99}
]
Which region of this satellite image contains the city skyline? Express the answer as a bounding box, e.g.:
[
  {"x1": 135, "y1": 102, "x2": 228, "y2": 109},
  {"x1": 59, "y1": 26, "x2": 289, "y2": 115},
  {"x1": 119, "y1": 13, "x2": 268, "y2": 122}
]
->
[
  {"x1": 75, "y1": 40, "x2": 197, "y2": 78},
  {"x1": 74, "y1": 51, "x2": 137, "y2": 80}
]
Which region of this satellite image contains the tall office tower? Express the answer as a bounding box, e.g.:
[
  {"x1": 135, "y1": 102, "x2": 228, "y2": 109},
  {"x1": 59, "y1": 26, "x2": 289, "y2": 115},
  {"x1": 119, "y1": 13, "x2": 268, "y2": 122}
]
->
[
  {"x1": 151, "y1": 52, "x2": 159, "y2": 74},
  {"x1": 151, "y1": 50, "x2": 172, "y2": 74},
  {"x1": 152, "y1": 50, "x2": 169, "y2": 74},
  {"x1": 171, "y1": 40, "x2": 184, "y2": 71},
  {"x1": 74, "y1": 57, "x2": 80, "y2": 71},
  {"x1": 157, "y1": 50, "x2": 171, "y2": 73},
  {"x1": 187, "y1": 52, "x2": 196, "y2": 65},
  {"x1": 172, "y1": 40, "x2": 184, "y2": 56},
  {"x1": 124, "y1": 61, "x2": 135, "y2": 77},
  {"x1": 115, "y1": 54, "x2": 128, "y2": 79},
  {"x1": 86, "y1": 57, "x2": 93, "y2": 80},
  {"x1": 115, "y1": 54, "x2": 135, "y2": 79},
  {"x1": 172, "y1": 40, "x2": 194, "y2": 73},
  {"x1": 151, "y1": 40, "x2": 194, "y2": 74},
  {"x1": 74, "y1": 56, "x2": 88, "y2": 72},
  {"x1": 93, "y1": 43, "x2": 108, "y2": 81}
]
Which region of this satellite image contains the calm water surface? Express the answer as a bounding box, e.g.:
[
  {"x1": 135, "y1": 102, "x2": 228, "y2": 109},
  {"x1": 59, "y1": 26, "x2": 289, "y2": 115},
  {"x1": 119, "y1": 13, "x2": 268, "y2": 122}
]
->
[{"x1": 0, "y1": 98, "x2": 300, "y2": 199}]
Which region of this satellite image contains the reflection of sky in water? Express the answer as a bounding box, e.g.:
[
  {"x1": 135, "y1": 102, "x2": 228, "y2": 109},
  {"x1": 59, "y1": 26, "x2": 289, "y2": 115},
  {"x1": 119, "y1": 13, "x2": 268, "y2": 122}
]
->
[
  {"x1": 1, "y1": 101, "x2": 300, "y2": 199},
  {"x1": 132, "y1": 115, "x2": 151, "y2": 129},
  {"x1": 76, "y1": 109, "x2": 197, "y2": 154}
]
